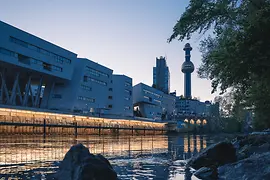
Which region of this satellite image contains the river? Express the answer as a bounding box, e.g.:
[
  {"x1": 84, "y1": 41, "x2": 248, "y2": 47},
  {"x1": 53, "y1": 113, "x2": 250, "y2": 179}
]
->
[{"x1": 0, "y1": 134, "x2": 225, "y2": 179}]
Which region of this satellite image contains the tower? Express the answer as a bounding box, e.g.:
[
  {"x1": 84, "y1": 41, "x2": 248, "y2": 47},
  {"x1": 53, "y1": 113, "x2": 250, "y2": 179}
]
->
[
  {"x1": 181, "y1": 43, "x2": 194, "y2": 99},
  {"x1": 153, "y1": 56, "x2": 170, "y2": 94}
]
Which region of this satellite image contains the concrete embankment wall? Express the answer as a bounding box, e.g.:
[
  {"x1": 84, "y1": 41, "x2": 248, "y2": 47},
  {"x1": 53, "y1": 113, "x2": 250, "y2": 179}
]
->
[{"x1": 0, "y1": 107, "x2": 166, "y2": 135}]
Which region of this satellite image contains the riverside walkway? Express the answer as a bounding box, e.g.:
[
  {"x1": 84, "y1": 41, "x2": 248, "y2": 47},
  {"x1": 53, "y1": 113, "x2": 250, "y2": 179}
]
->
[{"x1": 0, "y1": 105, "x2": 166, "y2": 136}]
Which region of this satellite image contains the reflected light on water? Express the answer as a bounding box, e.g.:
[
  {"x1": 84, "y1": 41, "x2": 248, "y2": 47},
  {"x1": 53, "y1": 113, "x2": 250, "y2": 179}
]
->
[{"x1": 0, "y1": 134, "x2": 215, "y2": 179}]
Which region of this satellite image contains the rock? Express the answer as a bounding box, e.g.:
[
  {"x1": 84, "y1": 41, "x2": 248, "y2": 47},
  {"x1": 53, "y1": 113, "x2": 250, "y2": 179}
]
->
[
  {"x1": 218, "y1": 152, "x2": 270, "y2": 180},
  {"x1": 194, "y1": 167, "x2": 217, "y2": 180},
  {"x1": 234, "y1": 134, "x2": 270, "y2": 160},
  {"x1": 237, "y1": 144, "x2": 250, "y2": 160},
  {"x1": 54, "y1": 143, "x2": 117, "y2": 180},
  {"x1": 237, "y1": 134, "x2": 270, "y2": 148},
  {"x1": 187, "y1": 141, "x2": 236, "y2": 170}
]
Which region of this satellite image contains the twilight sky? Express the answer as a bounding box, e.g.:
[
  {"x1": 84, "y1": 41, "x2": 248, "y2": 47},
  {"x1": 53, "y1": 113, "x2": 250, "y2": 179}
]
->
[{"x1": 0, "y1": 0, "x2": 218, "y2": 101}]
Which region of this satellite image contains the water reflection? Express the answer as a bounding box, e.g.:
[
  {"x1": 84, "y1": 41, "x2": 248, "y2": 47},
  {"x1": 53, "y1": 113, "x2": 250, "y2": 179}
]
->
[{"x1": 0, "y1": 134, "x2": 213, "y2": 179}]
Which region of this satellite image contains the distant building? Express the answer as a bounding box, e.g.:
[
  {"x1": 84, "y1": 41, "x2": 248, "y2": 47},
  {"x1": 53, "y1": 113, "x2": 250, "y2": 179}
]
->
[
  {"x1": 153, "y1": 56, "x2": 170, "y2": 94},
  {"x1": 175, "y1": 97, "x2": 210, "y2": 119},
  {"x1": 110, "y1": 75, "x2": 133, "y2": 117},
  {"x1": 162, "y1": 93, "x2": 176, "y2": 119},
  {"x1": 133, "y1": 83, "x2": 175, "y2": 120},
  {"x1": 181, "y1": 43, "x2": 195, "y2": 99}
]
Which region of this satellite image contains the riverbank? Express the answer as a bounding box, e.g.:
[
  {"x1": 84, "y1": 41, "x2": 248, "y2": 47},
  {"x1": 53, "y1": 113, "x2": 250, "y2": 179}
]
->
[{"x1": 187, "y1": 131, "x2": 270, "y2": 179}]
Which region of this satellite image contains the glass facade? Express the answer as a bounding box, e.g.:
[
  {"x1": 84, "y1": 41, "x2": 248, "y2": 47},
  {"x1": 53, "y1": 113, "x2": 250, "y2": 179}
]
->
[{"x1": 153, "y1": 57, "x2": 170, "y2": 94}]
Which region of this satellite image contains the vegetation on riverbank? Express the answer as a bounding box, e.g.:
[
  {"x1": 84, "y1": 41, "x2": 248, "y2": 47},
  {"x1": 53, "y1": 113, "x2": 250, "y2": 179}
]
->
[{"x1": 169, "y1": 0, "x2": 270, "y2": 130}]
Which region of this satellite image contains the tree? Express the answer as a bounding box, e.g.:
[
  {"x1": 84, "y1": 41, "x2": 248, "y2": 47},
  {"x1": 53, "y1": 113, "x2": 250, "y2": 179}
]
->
[{"x1": 169, "y1": 0, "x2": 270, "y2": 130}]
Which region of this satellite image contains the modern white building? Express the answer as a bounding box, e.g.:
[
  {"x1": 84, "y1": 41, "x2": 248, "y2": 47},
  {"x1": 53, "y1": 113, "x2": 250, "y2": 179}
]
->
[
  {"x1": 0, "y1": 20, "x2": 77, "y2": 108},
  {"x1": 133, "y1": 83, "x2": 175, "y2": 120},
  {"x1": 45, "y1": 58, "x2": 113, "y2": 114},
  {"x1": 162, "y1": 93, "x2": 176, "y2": 119},
  {"x1": 0, "y1": 20, "x2": 135, "y2": 118},
  {"x1": 175, "y1": 97, "x2": 211, "y2": 118},
  {"x1": 110, "y1": 75, "x2": 133, "y2": 117}
]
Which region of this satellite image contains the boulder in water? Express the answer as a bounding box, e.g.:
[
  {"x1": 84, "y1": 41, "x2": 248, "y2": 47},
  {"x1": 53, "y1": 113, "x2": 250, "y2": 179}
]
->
[
  {"x1": 54, "y1": 143, "x2": 117, "y2": 180},
  {"x1": 187, "y1": 141, "x2": 236, "y2": 170}
]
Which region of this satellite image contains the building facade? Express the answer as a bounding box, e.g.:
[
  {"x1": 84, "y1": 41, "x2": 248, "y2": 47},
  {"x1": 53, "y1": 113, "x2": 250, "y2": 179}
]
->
[
  {"x1": 162, "y1": 93, "x2": 176, "y2": 119},
  {"x1": 175, "y1": 98, "x2": 209, "y2": 118},
  {"x1": 153, "y1": 56, "x2": 170, "y2": 94},
  {"x1": 46, "y1": 58, "x2": 113, "y2": 114},
  {"x1": 133, "y1": 83, "x2": 175, "y2": 120},
  {"x1": 0, "y1": 20, "x2": 77, "y2": 108},
  {"x1": 0, "y1": 20, "x2": 134, "y2": 118},
  {"x1": 110, "y1": 75, "x2": 133, "y2": 117}
]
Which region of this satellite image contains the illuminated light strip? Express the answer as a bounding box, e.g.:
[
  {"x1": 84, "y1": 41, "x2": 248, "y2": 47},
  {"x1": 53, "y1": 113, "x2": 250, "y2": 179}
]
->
[{"x1": 0, "y1": 107, "x2": 166, "y2": 128}]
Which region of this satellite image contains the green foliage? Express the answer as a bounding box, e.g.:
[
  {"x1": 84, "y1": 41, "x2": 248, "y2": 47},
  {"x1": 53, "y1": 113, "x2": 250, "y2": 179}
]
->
[
  {"x1": 170, "y1": 0, "x2": 270, "y2": 129},
  {"x1": 222, "y1": 117, "x2": 242, "y2": 133}
]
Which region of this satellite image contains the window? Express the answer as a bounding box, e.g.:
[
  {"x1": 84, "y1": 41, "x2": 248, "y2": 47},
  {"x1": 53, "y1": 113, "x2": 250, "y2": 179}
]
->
[
  {"x1": 108, "y1": 96, "x2": 113, "y2": 99},
  {"x1": 125, "y1": 97, "x2": 130, "y2": 101},
  {"x1": 81, "y1": 84, "x2": 92, "y2": 91},
  {"x1": 10, "y1": 36, "x2": 72, "y2": 64},
  {"x1": 43, "y1": 62, "x2": 52, "y2": 71},
  {"x1": 125, "y1": 106, "x2": 130, "y2": 110},
  {"x1": 52, "y1": 94, "x2": 62, "y2": 98},
  {"x1": 56, "y1": 58, "x2": 63, "y2": 64},
  {"x1": 144, "y1": 96, "x2": 149, "y2": 100},
  {"x1": 83, "y1": 76, "x2": 88, "y2": 82},
  {"x1": 10, "y1": 37, "x2": 28, "y2": 48},
  {"x1": 125, "y1": 89, "x2": 132, "y2": 95},
  {"x1": 85, "y1": 66, "x2": 109, "y2": 77},
  {"x1": 125, "y1": 82, "x2": 131, "y2": 87},
  {"x1": 18, "y1": 54, "x2": 30, "y2": 65},
  {"x1": 109, "y1": 88, "x2": 113, "y2": 91},
  {"x1": 108, "y1": 105, "x2": 113, "y2": 108},
  {"x1": 83, "y1": 75, "x2": 107, "y2": 86},
  {"x1": 0, "y1": 47, "x2": 16, "y2": 57},
  {"x1": 77, "y1": 96, "x2": 95, "y2": 103},
  {"x1": 143, "y1": 89, "x2": 161, "y2": 98},
  {"x1": 154, "y1": 99, "x2": 161, "y2": 104},
  {"x1": 52, "y1": 65, "x2": 62, "y2": 72}
]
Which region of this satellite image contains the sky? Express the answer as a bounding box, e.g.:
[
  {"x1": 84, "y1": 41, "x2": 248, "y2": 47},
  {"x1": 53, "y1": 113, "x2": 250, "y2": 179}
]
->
[{"x1": 0, "y1": 0, "x2": 218, "y2": 101}]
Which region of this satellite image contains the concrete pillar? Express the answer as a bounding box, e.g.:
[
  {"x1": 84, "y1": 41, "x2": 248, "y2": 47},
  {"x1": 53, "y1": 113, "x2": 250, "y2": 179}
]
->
[
  {"x1": 8, "y1": 72, "x2": 20, "y2": 105},
  {"x1": 23, "y1": 76, "x2": 32, "y2": 106},
  {"x1": 34, "y1": 76, "x2": 43, "y2": 107},
  {"x1": 0, "y1": 71, "x2": 10, "y2": 103}
]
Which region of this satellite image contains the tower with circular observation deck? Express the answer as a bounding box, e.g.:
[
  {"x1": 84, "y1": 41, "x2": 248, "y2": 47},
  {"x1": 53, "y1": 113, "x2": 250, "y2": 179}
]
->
[{"x1": 181, "y1": 43, "x2": 194, "y2": 99}]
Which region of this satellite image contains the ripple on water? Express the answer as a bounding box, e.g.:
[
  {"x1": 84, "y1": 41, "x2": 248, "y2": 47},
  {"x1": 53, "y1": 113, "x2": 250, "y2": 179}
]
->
[{"x1": 0, "y1": 134, "x2": 223, "y2": 179}]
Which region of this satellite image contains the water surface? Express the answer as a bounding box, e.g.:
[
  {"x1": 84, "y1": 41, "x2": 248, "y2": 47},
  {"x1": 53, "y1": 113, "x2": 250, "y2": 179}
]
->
[{"x1": 0, "y1": 134, "x2": 224, "y2": 179}]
